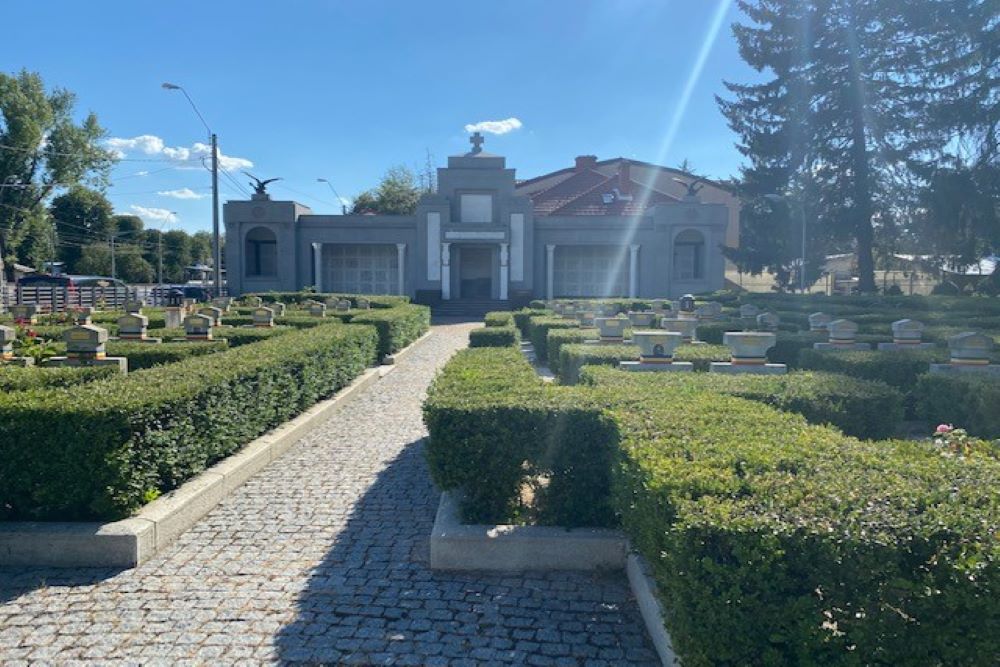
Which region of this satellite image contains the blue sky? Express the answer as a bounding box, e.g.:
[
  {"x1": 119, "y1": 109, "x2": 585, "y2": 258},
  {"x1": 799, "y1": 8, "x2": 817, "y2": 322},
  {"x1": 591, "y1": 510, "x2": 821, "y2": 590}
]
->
[{"x1": 2, "y1": 0, "x2": 758, "y2": 233}]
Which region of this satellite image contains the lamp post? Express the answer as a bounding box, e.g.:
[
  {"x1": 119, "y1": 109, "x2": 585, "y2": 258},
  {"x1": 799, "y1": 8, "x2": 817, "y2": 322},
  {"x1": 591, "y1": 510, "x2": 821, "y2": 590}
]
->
[
  {"x1": 162, "y1": 82, "x2": 222, "y2": 296},
  {"x1": 317, "y1": 178, "x2": 347, "y2": 214},
  {"x1": 763, "y1": 193, "x2": 807, "y2": 293}
]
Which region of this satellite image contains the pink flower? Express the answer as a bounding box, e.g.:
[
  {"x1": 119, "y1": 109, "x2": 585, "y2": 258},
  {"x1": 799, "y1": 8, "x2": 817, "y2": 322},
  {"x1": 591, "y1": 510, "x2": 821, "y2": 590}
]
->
[{"x1": 935, "y1": 424, "x2": 953, "y2": 434}]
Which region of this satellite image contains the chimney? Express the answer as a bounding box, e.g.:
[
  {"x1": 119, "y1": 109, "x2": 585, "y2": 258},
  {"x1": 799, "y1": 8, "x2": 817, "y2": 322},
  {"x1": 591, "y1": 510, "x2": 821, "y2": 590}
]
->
[
  {"x1": 618, "y1": 161, "x2": 631, "y2": 194},
  {"x1": 575, "y1": 155, "x2": 598, "y2": 172}
]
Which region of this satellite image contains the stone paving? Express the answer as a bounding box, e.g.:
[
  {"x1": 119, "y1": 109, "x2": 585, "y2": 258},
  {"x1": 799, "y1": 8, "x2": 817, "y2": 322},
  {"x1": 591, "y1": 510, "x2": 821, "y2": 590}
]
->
[{"x1": 0, "y1": 321, "x2": 658, "y2": 665}]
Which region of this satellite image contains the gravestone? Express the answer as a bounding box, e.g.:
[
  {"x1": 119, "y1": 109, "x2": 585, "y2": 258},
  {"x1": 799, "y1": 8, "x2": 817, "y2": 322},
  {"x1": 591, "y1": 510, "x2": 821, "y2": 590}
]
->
[
  {"x1": 355, "y1": 297, "x2": 371, "y2": 310},
  {"x1": 245, "y1": 295, "x2": 263, "y2": 307},
  {"x1": 808, "y1": 312, "x2": 832, "y2": 332},
  {"x1": 660, "y1": 317, "x2": 698, "y2": 344},
  {"x1": 73, "y1": 307, "x2": 94, "y2": 325},
  {"x1": 739, "y1": 304, "x2": 760, "y2": 319},
  {"x1": 627, "y1": 311, "x2": 657, "y2": 329},
  {"x1": 593, "y1": 317, "x2": 626, "y2": 343},
  {"x1": 324, "y1": 297, "x2": 340, "y2": 309},
  {"x1": 620, "y1": 331, "x2": 693, "y2": 373},
  {"x1": 696, "y1": 302, "x2": 722, "y2": 320},
  {"x1": 198, "y1": 306, "x2": 224, "y2": 326},
  {"x1": 929, "y1": 332, "x2": 1000, "y2": 376},
  {"x1": 711, "y1": 331, "x2": 786, "y2": 375},
  {"x1": 0, "y1": 324, "x2": 33, "y2": 366},
  {"x1": 878, "y1": 319, "x2": 935, "y2": 351},
  {"x1": 10, "y1": 304, "x2": 38, "y2": 324},
  {"x1": 124, "y1": 299, "x2": 144, "y2": 314},
  {"x1": 252, "y1": 306, "x2": 276, "y2": 328},
  {"x1": 678, "y1": 294, "x2": 697, "y2": 319},
  {"x1": 335, "y1": 299, "x2": 351, "y2": 313},
  {"x1": 271, "y1": 302, "x2": 287, "y2": 317},
  {"x1": 309, "y1": 302, "x2": 327, "y2": 318},
  {"x1": 211, "y1": 296, "x2": 233, "y2": 312},
  {"x1": 184, "y1": 313, "x2": 214, "y2": 340},
  {"x1": 650, "y1": 300, "x2": 671, "y2": 315},
  {"x1": 597, "y1": 303, "x2": 619, "y2": 317},
  {"x1": 117, "y1": 313, "x2": 161, "y2": 343},
  {"x1": 47, "y1": 324, "x2": 126, "y2": 374},
  {"x1": 576, "y1": 310, "x2": 596, "y2": 327},
  {"x1": 756, "y1": 311, "x2": 780, "y2": 332},
  {"x1": 813, "y1": 319, "x2": 871, "y2": 350}
]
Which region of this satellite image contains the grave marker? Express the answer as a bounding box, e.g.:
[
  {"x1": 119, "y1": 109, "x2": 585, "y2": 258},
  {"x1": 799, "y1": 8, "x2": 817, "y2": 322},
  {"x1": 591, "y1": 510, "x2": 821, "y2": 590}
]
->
[
  {"x1": 877, "y1": 319, "x2": 935, "y2": 351},
  {"x1": 813, "y1": 319, "x2": 871, "y2": 350},
  {"x1": 47, "y1": 324, "x2": 126, "y2": 373},
  {"x1": 252, "y1": 307, "x2": 276, "y2": 328},
  {"x1": 711, "y1": 331, "x2": 786, "y2": 375},
  {"x1": 660, "y1": 317, "x2": 698, "y2": 344},
  {"x1": 620, "y1": 331, "x2": 693, "y2": 373},
  {"x1": 0, "y1": 324, "x2": 33, "y2": 366},
  {"x1": 929, "y1": 332, "x2": 999, "y2": 376},
  {"x1": 184, "y1": 313, "x2": 214, "y2": 340}
]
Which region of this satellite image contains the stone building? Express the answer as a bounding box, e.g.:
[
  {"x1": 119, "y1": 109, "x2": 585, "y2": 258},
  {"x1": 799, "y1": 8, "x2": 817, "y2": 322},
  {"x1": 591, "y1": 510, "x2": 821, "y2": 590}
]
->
[{"x1": 224, "y1": 134, "x2": 738, "y2": 303}]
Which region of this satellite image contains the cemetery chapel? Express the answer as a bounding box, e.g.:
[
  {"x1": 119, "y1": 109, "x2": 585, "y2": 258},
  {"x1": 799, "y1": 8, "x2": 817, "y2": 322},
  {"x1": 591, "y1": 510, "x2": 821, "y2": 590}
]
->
[{"x1": 224, "y1": 133, "x2": 739, "y2": 302}]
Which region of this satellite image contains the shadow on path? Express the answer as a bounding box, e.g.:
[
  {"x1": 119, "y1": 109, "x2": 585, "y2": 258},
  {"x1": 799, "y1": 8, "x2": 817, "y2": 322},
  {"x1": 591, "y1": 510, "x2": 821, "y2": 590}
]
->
[{"x1": 274, "y1": 440, "x2": 657, "y2": 665}]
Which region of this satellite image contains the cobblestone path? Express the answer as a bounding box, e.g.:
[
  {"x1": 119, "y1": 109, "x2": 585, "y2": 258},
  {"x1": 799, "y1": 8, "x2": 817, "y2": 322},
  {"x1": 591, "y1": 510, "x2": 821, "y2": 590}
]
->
[{"x1": 0, "y1": 322, "x2": 658, "y2": 665}]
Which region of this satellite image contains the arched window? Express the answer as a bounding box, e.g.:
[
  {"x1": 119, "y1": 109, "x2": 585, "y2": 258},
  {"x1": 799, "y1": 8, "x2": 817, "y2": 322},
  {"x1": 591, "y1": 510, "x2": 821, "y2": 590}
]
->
[
  {"x1": 245, "y1": 227, "x2": 277, "y2": 277},
  {"x1": 673, "y1": 229, "x2": 705, "y2": 280}
]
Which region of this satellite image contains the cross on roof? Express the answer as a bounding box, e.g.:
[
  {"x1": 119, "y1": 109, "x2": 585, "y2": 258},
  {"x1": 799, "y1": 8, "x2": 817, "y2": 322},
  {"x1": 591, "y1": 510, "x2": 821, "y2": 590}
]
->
[{"x1": 469, "y1": 131, "x2": 484, "y2": 154}]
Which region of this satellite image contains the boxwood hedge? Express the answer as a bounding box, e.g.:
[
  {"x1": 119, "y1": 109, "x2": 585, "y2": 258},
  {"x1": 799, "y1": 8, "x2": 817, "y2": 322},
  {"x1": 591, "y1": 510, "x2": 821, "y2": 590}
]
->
[
  {"x1": 0, "y1": 323, "x2": 378, "y2": 520},
  {"x1": 423, "y1": 347, "x2": 1000, "y2": 664},
  {"x1": 347, "y1": 304, "x2": 430, "y2": 358},
  {"x1": 484, "y1": 311, "x2": 515, "y2": 327},
  {"x1": 105, "y1": 340, "x2": 228, "y2": 371},
  {"x1": 527, "y1": 316, "x2": 580, "y2": 363},
  {"x1": 914, "y1": 373, "x2": 1000, "y2": 439},
  {"x1": 557, "y1": 342, "x2": 732, "y2": 383},
  {"x1": 469, "y1": 325, "x2": 520, "y2": 348},
  {"x1": 0, "y1": 365, "x2": 119, "y2": 392}
]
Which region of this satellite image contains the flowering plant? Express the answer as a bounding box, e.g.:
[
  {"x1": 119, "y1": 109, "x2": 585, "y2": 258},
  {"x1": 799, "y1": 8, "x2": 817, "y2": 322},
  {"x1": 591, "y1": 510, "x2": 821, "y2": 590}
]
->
[
  {"x1": 12, "y1": 325, "x2": 59, "y2": 362},
  {"x1": 932, "y1": 424, "x2": 998, "y2": 459}
]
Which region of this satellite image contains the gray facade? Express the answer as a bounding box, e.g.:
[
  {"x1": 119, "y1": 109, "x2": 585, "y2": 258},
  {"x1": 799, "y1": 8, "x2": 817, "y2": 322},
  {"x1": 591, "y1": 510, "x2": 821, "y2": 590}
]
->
[{"x1": 224, "y1": 144, "x2": 730, "y2": 301}]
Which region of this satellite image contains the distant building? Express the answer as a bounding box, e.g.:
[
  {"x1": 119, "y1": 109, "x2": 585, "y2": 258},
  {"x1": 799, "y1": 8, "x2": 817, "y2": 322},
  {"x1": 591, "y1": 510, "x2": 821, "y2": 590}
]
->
[{"x1": 224, "y1": 134, "x2": 739, "y2": 301}]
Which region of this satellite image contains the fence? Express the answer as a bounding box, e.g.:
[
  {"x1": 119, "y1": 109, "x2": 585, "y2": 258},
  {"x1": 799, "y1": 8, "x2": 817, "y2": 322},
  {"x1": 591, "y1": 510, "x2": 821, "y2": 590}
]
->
[{"x1": 1, "y1": 284, "x2": 225, "y2": 312}]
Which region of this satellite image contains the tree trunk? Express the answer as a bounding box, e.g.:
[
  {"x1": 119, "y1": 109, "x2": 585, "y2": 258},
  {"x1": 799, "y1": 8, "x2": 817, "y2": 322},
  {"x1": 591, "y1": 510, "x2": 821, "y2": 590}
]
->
[{"x1": 847, "y1": 63, "x2": 877, "y2": 293}]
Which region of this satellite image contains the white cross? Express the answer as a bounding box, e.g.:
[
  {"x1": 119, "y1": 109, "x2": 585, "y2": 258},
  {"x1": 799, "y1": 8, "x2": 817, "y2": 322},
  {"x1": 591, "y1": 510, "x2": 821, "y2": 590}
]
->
[{"x1": 469, "y1": 132, "x2": 484, "y2": 153}]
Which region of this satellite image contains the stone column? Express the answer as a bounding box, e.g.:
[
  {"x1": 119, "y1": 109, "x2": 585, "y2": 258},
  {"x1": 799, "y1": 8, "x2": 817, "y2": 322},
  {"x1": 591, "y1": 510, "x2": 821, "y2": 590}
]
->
[
  {"x1": 628, "y1": 244, "x2": 640, "y2": 298},
  {"x1": 499, "y1": 243, "x2": 509, "y2": 301},
  {"x1": 396, "y1": 243, "x2": 406, "y2": 296},
  {"x1": 441, "y1": 242, "x2": 452, "y2": 301},
  {"x1": 312, "y1": 243, "x2": 323, "y2": 292},
  {"x1": 545, "y1": 244, "x2": 556, "y2": 300}
]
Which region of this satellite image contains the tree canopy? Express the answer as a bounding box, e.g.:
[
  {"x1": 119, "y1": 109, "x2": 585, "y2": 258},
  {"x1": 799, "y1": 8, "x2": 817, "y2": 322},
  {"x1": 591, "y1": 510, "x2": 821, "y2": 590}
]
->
[{"x1": 350, "y1": 166, "x2": 427, "y2": 215}]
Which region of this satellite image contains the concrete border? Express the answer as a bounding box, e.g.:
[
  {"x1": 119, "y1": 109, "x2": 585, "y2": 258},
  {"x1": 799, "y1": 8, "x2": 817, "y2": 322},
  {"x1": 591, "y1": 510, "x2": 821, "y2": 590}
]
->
[
  {"x1": 627, "y1": 553, "x2": 680, "y2": 666},
  {"x1": 383, "y1": 330, "x2": 433, "y2": 365},
  {"x1": 430, "y1": 492, "x2": 627, "y2": 571},
  {"x1": 0, "y1": 328, "x2": 436, "y2": 568}
]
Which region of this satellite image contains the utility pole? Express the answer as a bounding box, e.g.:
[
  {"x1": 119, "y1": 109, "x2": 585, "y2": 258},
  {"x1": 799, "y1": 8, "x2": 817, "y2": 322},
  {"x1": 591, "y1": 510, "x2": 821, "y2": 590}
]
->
[
  {"x1": 110, "y1": 234, "x2": 117, "y2": 279},
  {"x1": 211, "y1": 133, "x2": 221, "y2": 295},
  {"x1": 158, "y1": 230, "x2": 164, "y2": 285}
]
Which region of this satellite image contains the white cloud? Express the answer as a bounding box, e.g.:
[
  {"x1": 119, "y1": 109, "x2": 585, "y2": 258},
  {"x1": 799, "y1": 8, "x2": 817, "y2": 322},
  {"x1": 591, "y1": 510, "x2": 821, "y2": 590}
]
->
[
  {"x1": 130, "y1": 205, "x2": 178, "y2": 224},
  {"x1": 464, "y1": 117, "x2": 523, "y2": 135},
  {"x1": 157, "y1": 187, "x2": 208, "y2": 200},
  {"x1": 105, "y1": 134, "x2": 253, "y2": 172}
]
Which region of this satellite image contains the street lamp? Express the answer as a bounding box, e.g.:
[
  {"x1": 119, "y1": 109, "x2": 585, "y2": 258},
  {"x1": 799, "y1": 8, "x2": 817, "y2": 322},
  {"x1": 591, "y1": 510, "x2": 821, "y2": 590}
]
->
[
  {"x1": 162, "y1": 82, "x2": 221, "y2": 296},
  {"x1": 317, "y1": 178, "x2": 347, "y2": 214},
  {"x1": 763, "y1": 193, "x2": 807, "y2": 293}
]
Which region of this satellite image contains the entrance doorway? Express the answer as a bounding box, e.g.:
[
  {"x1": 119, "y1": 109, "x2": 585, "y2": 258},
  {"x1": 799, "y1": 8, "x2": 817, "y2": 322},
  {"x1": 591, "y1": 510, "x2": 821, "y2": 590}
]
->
[{"x1": 458, "y1": 246, "x2": 494, "y2": 299}]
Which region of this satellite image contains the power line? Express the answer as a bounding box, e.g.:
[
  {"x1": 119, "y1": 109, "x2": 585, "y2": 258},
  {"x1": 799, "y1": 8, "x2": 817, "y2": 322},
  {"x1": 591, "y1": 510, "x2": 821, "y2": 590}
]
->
[{"x1": 0, "y1": 142, "x2": 199, "y2": 163}]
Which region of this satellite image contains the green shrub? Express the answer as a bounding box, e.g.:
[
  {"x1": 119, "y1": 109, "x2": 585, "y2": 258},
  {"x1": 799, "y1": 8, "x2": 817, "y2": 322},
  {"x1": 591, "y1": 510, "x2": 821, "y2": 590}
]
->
[
  {"x1": 528, "y1": 299, "x2": 547, "y2": 309},
  {"x1": 546, "y1": 328, "x2": 595, "y2": 375},
  {"x1": 527, "y1": 316, "x2": 579, "y2": 363},
  {"x1": 580, "y1": 366, "x2": 904, "y2": 440},
  {"x1": 345, "y1": 304, "x2": 431, "y2": 358},
  {"x1": 931, "y1": 280, "x2": 961, "y2": 296},
  {"x1": 105, "y1": 340, "x2": 228, "y2": 371},
  {"x1": 914, "y1": 373, "x2": 1000, "y2": 439},
  {"x1": 246, "y1": 291, "x2": 409, "y2": 308},
  {"x1": 469, "y1": 325, "x2": 520, "y2": 348},
  {"x1": 213, "y1": 326, "x2": 294, "y2": 347},
  {"x1": 558, "y1": 343, "x2": 638, "y2": 384},
  {"x1": 513, "y1": 308, "x2": 551, "y2": 336},
  {"x1": 798, "y1": 348, "x2": 940, "y2": 391},
  {"x1": 0, "y1": 365, "x2": 119, "y2": 392},
  {"x1": 0, "y1": 323, "x2": 378, "y2": 520},
  {"x1": 484, "y1": 311, "x2": 515, "y2": 327},
  {"x1": 674, "y1": 343, "x2": 732, "y2": 371}
]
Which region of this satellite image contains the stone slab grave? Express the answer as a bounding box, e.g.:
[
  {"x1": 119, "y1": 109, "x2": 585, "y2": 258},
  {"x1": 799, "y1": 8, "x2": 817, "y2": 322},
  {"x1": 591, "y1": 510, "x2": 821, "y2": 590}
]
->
[
  {"x1": 756, "y1": 311, "x2": 780, "y2": 332},
  {"x1": 334, "y1": 299, "x2": 351, "y2": 313},
  {"x1": 72, "y1": 307, "x2": 94, "y2": 326},
  {"x1": 809, "y1": 311, "x2": 832, "y2": 331},
  {"x1": 930, "y1": 332, "x2": 1000, "y2": 376},
  {"x1": 696, "y1": 301, "x2": 722, "y2": 320},
  {"x1": 164, "y1": 306, "x2": 185, "y2": 329},
  {"x1": 184, "y1": 313, "x2": 214, "y2": 340},
  {"x1": 211, "y1": 296, "x2": 233, "y2": 312},
  {"x1": 198, "y1": 305, "x2": 224, "y2": 326},
  {"x1": 711, "y1": 331, "x2": 787, "y2": 375},
  {"x1": 621, "y1": 331, "x2": 693, "y2": 372},
  {"x1": 576, "y1": 310, "x2": 596, "y2": 327},
  {"x1": 252, "y1": 306, "x2": 276, "y2": 328},
  {"x1": 0, "y1": 324, "x2": 34, "y2": 366},
  {"x1": 590, "y1": 316, "x2": 626, "y2": 343},
  {"x1": 124, "y1": 299, "x2": 144, "y2": 314},
  {"x1": 245, "y1": 295, "x2": 263, "y2": 307},
  {"x1": 117, "y1": 313, "x2": 161, "y2": 343},
  {"x1": 308, "y1": 302, "x2": 327, "y2": 317},
  {"x1": 9, "y1": 303, "x2": 39, "y2": 324},
  {"x1": 271, "y1": 301, "x2": 287, "y2": 317},
  {"x1": 877, "y1": 318, "x2": 936, "y2": 351},
  {"x1": 47, "y1": 324, "x2": 127, "y2": 374},
  {"x1": 627, "y1": 310, "x2": 657, "y2": 329},
  {"x1": 660, "y1": 316, "x2": 700, "y2": 344},
  {"x1": 813, "y1": 319, "x2": 872, "y2": 350},
  {"x1": 677, "y1": 293, "x2": 698, "y2": 320},
  {"x1": 355, "y1": 297, "x2": 371, "y2": 310},
  {"x1": 738, "y1": 303, "x2": 760, "y2": 330}
]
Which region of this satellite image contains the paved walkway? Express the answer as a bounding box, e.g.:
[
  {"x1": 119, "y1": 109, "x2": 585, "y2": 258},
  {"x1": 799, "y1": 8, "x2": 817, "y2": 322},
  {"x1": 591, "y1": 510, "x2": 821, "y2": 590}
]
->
[{"x1": 0, "y1": 322, "x2": 657, "y2": 665}]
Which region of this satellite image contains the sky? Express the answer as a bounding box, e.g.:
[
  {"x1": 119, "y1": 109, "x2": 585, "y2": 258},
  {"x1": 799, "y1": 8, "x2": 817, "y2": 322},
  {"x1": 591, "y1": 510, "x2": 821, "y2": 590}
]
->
[{"x1": 2, "y1": 0, "x2": 761, "y2": 234}]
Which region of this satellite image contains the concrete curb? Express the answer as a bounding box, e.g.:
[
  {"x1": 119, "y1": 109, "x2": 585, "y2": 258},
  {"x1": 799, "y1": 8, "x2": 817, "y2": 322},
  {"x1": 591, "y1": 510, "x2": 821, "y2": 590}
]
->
[
  {"x1": 627, "y1": 553, "x2": 680, "y2": 666},
  {"x1": 0, "y1": 332, "x2": 438, "y2": 569},
  {"x1": 383, "y1": 329, "x2": 433, "y2": 365},
  {"x1": 430, "y1": 492, "x2": 627, "y2": 571}
]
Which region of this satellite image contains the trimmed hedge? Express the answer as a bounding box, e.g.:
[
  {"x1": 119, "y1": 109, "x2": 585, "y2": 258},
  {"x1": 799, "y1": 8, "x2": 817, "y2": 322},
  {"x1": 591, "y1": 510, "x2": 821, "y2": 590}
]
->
[
  {"x1": 527, "y1": 316, "x2": 579, "y2": 363},
  {"x1": 105, "y1": 340, "x2": 228, "y2": 371},
  {"x1": 469, "y1": 325, "x2": 520, "y2": 348},
  {"x1": 798, "y1": 348, "x2": 941, "y2": 391},
  {"x1": 513, "y1": 308, "x2": 551, "y2": 336},
  {"x1": 546, "y1": 328, "x2": 595, "y2": 376},
  {"x1": 580, "y1": 366, "x2": 904, "y2": 440},
  {"x1": 557, "y1": 343, "x2": 732, "y2": 384},
  {"x1": 484, "y1": 311, "x2": 515, "y2": 327},
  {"x1": 245, "y1": 291, "x2": 410, "y2": 308},
  {"x1": 423, "y1": 347, "x2": 1000, "y2": 664},
  {"x1": 346, "y1": 304, "x2": 430, "y2": 358},
  {"x1": 914, "y1": 373, "x2": 1000, "y2": 439},
  {"x1": 0, "y1": 323, "x2": 378, "y2": 520},
  {"x1": 0, "y1": 365, "x2": 119, "y2": 392}
]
